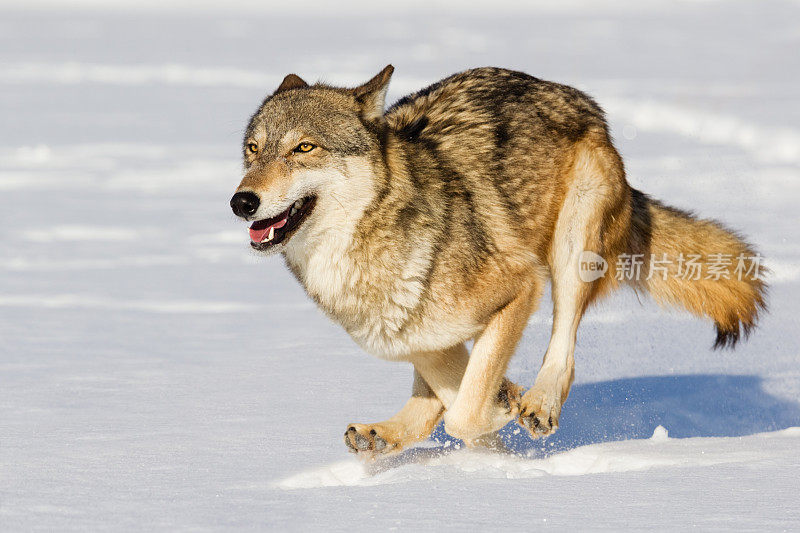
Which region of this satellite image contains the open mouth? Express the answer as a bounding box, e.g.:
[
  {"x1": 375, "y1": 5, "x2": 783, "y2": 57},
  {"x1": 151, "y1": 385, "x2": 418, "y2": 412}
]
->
[{"x1": 249, "y1": 196, "x2": 316, "y2": 251}]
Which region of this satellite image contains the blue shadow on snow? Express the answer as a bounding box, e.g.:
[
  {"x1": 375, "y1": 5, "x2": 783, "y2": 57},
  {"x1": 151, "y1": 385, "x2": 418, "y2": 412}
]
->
[{"x1": 429, "y1": 373, "x2": 800, "y2": 457}]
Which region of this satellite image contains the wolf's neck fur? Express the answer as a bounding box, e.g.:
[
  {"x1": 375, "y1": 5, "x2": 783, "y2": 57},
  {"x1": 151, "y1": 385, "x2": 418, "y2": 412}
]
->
[
  {"x1": 282, "y1": 143, "x2": 448, "y2": 358},
  {"x1": 282, "y1": 154, "x2": 382, "y2": 320}
]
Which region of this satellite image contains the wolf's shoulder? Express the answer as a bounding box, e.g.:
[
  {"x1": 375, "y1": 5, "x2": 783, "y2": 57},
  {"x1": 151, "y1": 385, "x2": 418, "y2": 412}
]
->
[{"x1": 387, "y1": 67, "x2": 535, "y2": 113}]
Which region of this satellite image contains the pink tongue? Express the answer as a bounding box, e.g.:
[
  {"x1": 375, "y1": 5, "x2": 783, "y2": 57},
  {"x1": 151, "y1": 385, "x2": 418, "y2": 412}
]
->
[{"x1": 249, "y1": 216, "x2": 287, "y2": 242}]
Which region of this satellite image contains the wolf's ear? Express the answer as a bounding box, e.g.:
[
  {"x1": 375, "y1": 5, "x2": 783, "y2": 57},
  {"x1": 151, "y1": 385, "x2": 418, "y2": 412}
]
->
[
  {"x1": 351, "y1": 64, "x2": 394, "y2": 121},
  {"x1": 274, "y1": 73, "x2": 308, "y2": 94}
]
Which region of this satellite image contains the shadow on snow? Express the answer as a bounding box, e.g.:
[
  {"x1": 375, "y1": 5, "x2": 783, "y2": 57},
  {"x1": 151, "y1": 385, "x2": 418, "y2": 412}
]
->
[{"x1": 393, "y1": 373, "x2": 800, "y2": 465}]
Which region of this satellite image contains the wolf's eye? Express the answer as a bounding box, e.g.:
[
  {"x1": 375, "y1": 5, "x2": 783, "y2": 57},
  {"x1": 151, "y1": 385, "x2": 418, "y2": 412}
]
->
[
  {"x1": 246, "y1": 143, "x2": 258, "y2": 154},
  {"x1": 294, "y1": 142, "x2": 315, "y2": 153}
]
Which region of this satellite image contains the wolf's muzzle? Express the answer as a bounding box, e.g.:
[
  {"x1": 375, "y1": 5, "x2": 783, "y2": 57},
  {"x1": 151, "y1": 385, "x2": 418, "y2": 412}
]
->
[{"x1": 230, "y1": 191, "x2": 260, "y2": 218}]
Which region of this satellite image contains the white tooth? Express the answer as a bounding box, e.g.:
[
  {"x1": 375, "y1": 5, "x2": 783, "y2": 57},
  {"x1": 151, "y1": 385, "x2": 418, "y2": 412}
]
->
[
  {"x1": 262, "y1": 226, "x2": 274, "y2": 243},
  {"x1": 295, "y1": 199, "x2": 304, "y2": 208},
  {"x1": 290, "y1": 207, "x2": 298, "y2": 216}
]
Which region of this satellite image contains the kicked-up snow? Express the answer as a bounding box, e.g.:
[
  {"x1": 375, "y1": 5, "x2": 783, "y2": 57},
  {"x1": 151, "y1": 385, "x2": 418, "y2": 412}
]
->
[
  {"x1": 1, "y1": 0, "x2": 799, "y2": 530},
  {"x1": 277, "y1": 427, "x2": 800, "y2": 489}
]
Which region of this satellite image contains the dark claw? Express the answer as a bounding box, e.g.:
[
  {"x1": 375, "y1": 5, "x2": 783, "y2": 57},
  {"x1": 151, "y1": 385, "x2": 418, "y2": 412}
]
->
[{"x1": 369, "y1": 429, "x2": 377, "y2": 436}]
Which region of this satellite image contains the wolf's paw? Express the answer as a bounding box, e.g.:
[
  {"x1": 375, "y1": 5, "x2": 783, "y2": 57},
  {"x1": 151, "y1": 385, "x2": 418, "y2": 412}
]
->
[
  {"x1": 344, "y1": 423, "x2": 402, "y2": 457},
  {"x1": 518, "y1": 387, "x2": 562, "y2": 438},
  {"x1": 444, "y1": 379, "x2": 523, "y2": 441}
]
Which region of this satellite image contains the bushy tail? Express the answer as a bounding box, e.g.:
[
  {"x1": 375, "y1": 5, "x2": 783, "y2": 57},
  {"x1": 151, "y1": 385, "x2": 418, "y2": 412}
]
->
[{"x1": 626, "y1": 189, "x2": 767, "y2": 348}]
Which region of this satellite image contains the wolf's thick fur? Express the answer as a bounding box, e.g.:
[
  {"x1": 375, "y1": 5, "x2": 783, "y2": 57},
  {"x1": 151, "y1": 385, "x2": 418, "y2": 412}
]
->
[
  {"x1": 233, "y1": 66, "x2": 766, "y2": 453},
  {"x1": 628, "y1": 191, "x2": 766, "y2": 348}
]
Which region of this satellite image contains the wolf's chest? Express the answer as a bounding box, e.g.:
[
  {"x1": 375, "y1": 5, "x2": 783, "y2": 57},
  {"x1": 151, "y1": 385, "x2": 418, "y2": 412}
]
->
[
  {"x1": 287, "y1": 237, "x2": 453, "y2": 359},
  {"x1": 286, "y1": 227, "x2": 481, "y2": 359},
  {"x1": 302, "y1": 252, "x2": 421, "y2": 354}
]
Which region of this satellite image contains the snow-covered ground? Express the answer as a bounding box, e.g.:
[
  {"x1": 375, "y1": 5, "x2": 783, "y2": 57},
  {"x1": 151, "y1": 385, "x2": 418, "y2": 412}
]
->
[{"x1": 1, "y1": 1, "x2": 799, "y2": 530}]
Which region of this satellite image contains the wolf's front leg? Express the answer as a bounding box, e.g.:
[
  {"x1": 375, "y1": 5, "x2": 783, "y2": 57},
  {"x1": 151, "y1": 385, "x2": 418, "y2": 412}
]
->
[
  {"x1": 442, "y1": 285, "x2": 540, "y2": 441},
  {"x1": 344, "y1": 369, "x2": 444, "y2": 456},
  {"x1": 346, "y1": 343, "x2": 471, "y2": 456}
]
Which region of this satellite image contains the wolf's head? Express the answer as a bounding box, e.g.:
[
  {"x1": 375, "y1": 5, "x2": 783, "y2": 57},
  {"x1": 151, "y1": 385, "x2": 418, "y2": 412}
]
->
[{"x1": 230, "y1": 65, "x2": 394, "y2": 255}]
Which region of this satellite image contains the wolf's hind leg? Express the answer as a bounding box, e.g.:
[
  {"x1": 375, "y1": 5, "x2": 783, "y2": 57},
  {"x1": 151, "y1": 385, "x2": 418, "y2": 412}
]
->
[
  {"x1": 517, "y1": 276, "x2": 582, "y2": 438},
  {"x1": 519, "y1": 135, "x2": 628, "y2": 437},
  {"x1": 344, "y1": 369, "x2": 444, "y2": 456}
]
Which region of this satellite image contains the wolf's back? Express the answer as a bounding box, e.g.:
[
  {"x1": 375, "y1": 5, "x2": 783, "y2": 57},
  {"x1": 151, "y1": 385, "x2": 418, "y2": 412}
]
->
[{"x1": 385, "y1": 67, "x2": 766, "y2": 349}]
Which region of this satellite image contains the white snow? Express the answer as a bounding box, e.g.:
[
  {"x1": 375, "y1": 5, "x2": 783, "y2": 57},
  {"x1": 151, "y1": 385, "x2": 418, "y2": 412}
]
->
[
  {"x1": 21, "y1": 225, "x2": 145, "y2": 242},
  {"x1": 1, "y1": 1, "x2": 799, "y2": 530},
  {"x1": 0, "y1": 294, "x2": 262, "y2": 313},
  {"x1": 602, "y1": 98, "x2": 800, "y2": 164},
  {"x1": 0, "y1": 62, "x2": 282, "y2": 88},
  {"x1": 276, "y1": 427, "x2": 800, "y2": 488}
]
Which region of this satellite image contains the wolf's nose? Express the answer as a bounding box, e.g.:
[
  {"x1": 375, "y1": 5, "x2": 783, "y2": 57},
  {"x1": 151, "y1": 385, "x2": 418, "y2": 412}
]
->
[{"x1": 230, "y1": 191, "x2": 260, "y2": 218}]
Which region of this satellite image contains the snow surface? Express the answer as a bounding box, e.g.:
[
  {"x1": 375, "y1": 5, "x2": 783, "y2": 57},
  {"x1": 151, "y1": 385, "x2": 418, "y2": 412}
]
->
[{"x1": 1, "y1": 1, "x2": 799, "y2": 530}]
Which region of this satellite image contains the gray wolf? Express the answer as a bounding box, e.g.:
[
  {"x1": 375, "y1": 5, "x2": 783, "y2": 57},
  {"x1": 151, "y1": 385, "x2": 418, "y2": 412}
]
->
[{"x1": 230, "y1": 66, "x2": 766, "y2": 455}]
